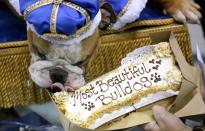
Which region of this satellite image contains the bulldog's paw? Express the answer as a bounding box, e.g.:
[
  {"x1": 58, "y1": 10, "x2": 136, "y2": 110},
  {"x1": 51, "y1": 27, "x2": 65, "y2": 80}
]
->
[
  {"x1": 99, "y1": 8, "x2": 111, "y2": 29},
  {"x1": 99, "y1": 2, "x2": 117, "y2": 30},
  {"x1": 163, "y1": 0, "x2": 201, "y2": 24}
]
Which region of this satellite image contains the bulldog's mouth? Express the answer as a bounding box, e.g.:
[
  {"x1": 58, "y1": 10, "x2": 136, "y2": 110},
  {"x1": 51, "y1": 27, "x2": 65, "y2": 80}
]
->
[{"x1": 51, "y1": 82, "x2": 75, "y2": 92}]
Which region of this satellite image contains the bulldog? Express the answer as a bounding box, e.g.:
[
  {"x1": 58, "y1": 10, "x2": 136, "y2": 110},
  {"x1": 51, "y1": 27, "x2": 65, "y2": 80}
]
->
[{"x1": 28, "y1": 29, "x2": 99, "y2": 92}]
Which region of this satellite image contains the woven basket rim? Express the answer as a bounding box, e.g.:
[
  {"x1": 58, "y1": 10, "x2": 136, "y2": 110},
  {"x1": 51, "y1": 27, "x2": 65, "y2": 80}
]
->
[
  {"x1": 101, "y1": 18, "x2": 175, "y2": 35},
  {"x1": 0, "y1": 41, "x2": 28, "y2": 49},
  {"x1": 100, "y1": 24, "x2": 186, "y2": 43}
]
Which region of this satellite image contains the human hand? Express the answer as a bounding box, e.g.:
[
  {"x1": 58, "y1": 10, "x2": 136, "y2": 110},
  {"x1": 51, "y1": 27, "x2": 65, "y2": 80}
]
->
[
  {"x1": 162, "y1": 0, "x2": 201, "y2": 24},
  {"x1": 143, "y1": 105, "x2": 192, "y2": 131}
]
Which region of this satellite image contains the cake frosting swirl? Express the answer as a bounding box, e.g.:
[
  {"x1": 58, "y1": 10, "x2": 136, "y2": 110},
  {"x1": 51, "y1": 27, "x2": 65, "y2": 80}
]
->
[{"x1": 154, "y1": 42, "x2": 172, "y2": 57}]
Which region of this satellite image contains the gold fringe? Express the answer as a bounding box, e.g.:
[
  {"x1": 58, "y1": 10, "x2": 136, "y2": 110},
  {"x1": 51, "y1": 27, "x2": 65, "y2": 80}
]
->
[{"x1": 0, "y1": 41, "x2": 28, "y2": 48}]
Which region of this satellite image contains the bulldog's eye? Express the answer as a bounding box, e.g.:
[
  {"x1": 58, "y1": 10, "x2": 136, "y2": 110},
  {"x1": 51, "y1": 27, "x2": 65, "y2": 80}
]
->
[
  {"x1": 72, "y1": 61, "x2": 84, "y2": 67},
  {"x1": 37, "y1": 51, "x2": 47, "y2": 60}
]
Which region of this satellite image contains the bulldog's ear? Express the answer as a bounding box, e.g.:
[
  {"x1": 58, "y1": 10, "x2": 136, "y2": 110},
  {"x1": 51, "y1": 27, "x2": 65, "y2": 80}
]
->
[
  {"x1": 28, "y1": 29, "x2": 38, "y2": 55},
  {"x1": 100, "y1": 2, "x2": 117, "y2": 29}
]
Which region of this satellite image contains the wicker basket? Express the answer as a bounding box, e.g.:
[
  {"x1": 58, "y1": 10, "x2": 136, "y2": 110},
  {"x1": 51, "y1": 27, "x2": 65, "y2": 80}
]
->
[
  {"x1": 0, "y1": 20, "x2": 193, "y2": 108},
  {"x1": 0, "y1": 42, "x2": 50, "y2": 108}
]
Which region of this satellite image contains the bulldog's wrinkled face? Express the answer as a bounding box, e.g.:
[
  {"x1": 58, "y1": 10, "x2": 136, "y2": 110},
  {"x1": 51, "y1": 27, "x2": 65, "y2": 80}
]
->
[
  {"x1": 28, "y1": 29, "x2": 99, "y2": 92},
  {"x1": 29, "y1": 60, "x2": 85, "y2": 92}
]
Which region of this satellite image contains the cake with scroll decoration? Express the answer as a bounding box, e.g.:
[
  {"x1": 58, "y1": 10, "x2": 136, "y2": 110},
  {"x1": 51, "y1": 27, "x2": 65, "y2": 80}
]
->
[{"x1": 52, "y1": 42, "x2": 182, "y2": 129}]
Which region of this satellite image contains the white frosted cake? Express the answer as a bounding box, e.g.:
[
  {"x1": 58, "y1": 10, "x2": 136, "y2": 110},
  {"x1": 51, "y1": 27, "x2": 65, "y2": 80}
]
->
[{"x1": 52, "y1": 42, "x2": 182, "y2": 129}]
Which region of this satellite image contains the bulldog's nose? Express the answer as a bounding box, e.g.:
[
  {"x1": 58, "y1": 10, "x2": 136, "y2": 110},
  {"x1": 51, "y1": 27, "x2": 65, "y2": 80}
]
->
[{"x1": 49, "y1": 67, "x2": 68, "y2": 84}]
